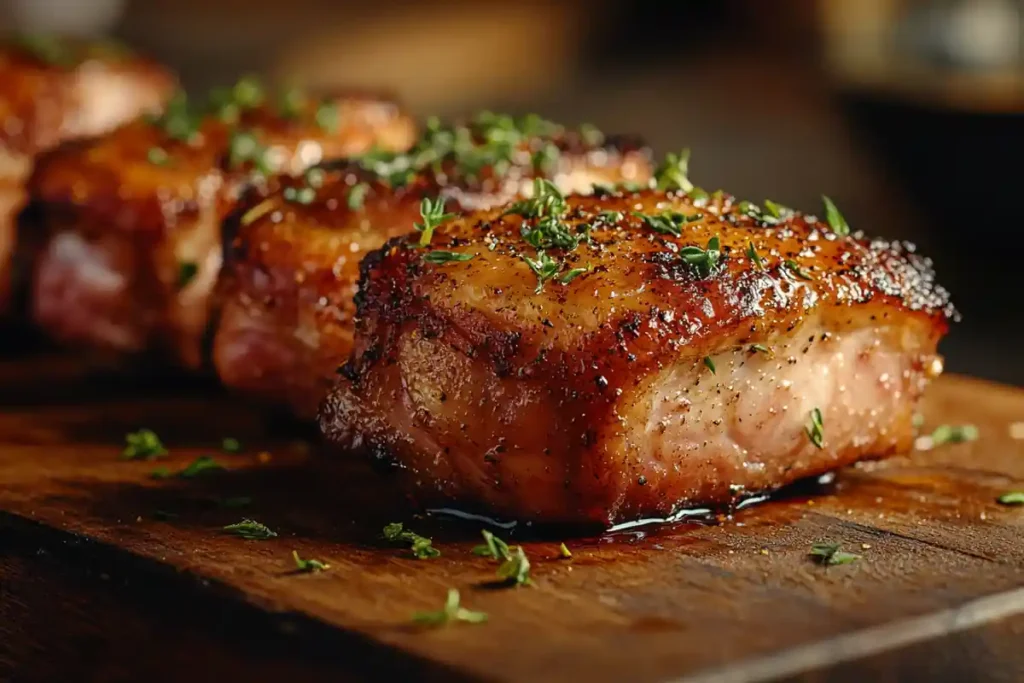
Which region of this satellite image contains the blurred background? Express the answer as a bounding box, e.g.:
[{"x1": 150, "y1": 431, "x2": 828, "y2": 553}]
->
[{"x1": 1, "y1": 0, "x2": 1021, "y2": 384}]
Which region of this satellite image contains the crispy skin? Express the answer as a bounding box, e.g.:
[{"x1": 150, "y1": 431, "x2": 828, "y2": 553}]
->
[
  {"x1": 213, "y1": 133, "x2": 652, "y2": 419},
  {"x1": 320, "y1": 189, "x2": 955, "y2": 525},
  {"x1": 28, "y1": 94, "x2": 415, "y2": 368},
  {"x1": 0, "y1": 39, "x2": 174, "y2": 315}
]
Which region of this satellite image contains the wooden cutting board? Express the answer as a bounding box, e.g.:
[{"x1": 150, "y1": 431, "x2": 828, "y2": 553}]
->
[{"x1": 1, "y1": 355, "x2": 1022, "y2": 683}]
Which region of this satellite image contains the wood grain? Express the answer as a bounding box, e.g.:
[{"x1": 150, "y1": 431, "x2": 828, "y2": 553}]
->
[{"x1": 0, "y1": 355, "x2": 1022, "y2": 682}]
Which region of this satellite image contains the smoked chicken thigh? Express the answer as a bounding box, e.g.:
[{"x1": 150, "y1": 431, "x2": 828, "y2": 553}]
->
[
  {"x1": 214, "y1": 115, "x2": 652, "y2": 419},
  {"x1": 27, "y1": 81, "x2": 414, "y2": 369},
  {"x1": 320, "y1": 180, "x2": 954, "y2": 526}
]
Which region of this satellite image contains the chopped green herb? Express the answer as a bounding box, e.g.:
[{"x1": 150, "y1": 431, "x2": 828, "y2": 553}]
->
[
  {"x1": 783, "y1": 259, "x2": 812, "y2": 280},
  {"x1": 750, "y1": 343, "x2": 771, "y2": 355},
  {"x1": 217, "y1": 496, "x2": 253, "y2": 509},
  {"x1": 763, "y1": 199, "x2": 793, "y2": 219},
  {"x1": 177, "y1": 261, "x2": 199, "y2": 289},
  {"x1": 679, "y1": 236, "x2": 721, "y2": 279},
  {"x1": 223, "y1": 519, "x2": 277, "y2": 540},
  {"x1": 687, "y1": 187, "x2": 710, "y2": 205},
  {"x1": 997, "y1": 492, "x2": 1024, "y2": 506},
  {"x1": 703, "y1": 356, "x2": 716, "y2": 374},
  {"x1": 222, "y1": 437, "x2": 242, "y2": 453},
  {"x1": 822, "y1": 195, "x2": 850, "y2": 236},
  {"x1": 508, "y1": 179, "x2": 582, "y2": 251},
  {"x1": 579, "y1": 123, "x2": 604, "y2": 146},
  {"x1": 497, "y1": 545, "x2": 532, "y2": 586},
  {"x1": 558, "y1": 265, "x2": 591, "y2": 285},
  {"x1": 746, "y1": 242, "x2": 765, "y2": 270},
  {"x1": 424, "y1": 251, "x2": 475, "y2": 264},
  {"x1": 283, "y1": 186, "x2": 316, "y2": 205},
  {"x1": 231, "y1": 75, "x2": 265, "y2": 110},
  {"x1": 150, "y1": 466, "x2": 172, "y2": 480},
  {"x1": 929, "y1": 424, "x2": 979, "y2": 446},
  {"x1": 471, "y1": 530, "x2": 512, "y2": 561},
  {"x1": 292, "y1": 550, "x2": 330, "y2": 572},
  {"x1": 414, "y1": 197, "x2": 455, "y2": 247},
  {"x1": 277, "y1": 87, "x2": 306, "y2": 119},
  {"x1": 633, "y1": 211, "x2": 683, "y2": 237},
  {"x1": 347, "y1": 182, "x2": 370, "y2": 210},
  {"x1": 227, "y1": 129, "x2": 270, "y2": 175},
  {"x1": 597, "y1": 210, "x2": 623, "y2": 222},
  {"x1": 532, "y1": 141, "x2": 561, "y2": 173},
  {"x1": 523, "y1": 250, "x2": 561, "y2": 293},
  {"x1": 150, "y1": 91, "x2": 200, "y2": 143},
  {"x1": 122, "y1": 429, "x2": 167, "y2": 460},
  {"x1": 809, "y1": 542, "x2": 860, "y2": 566},
  {"x1": 654, "y1": 149, "x2": 694, "y2": 192},
  {"x1": 559, "y1": 542, "x2": 572, "y2": 559},
  {"x1": 315, "y1": 101, "x2": 338, "y2": 133},
  {"x1": 806, "y1": 408, "x2": 824, "y2": 449},
  {"x1": 382, "y1": 522, "x2": 440, "y2": 559},
  {"x1": 735, "y1": 200, "x2": 762, "y2": 219},
  {"x1": 147, "y1": 146, "x2": 169, "y2": 166},
  {"x1": 179, "y1": 455, "x2": 225, "y2": 479},
  {"x1": 413, "y1": 588, "x2": 488, "y2": 627}
]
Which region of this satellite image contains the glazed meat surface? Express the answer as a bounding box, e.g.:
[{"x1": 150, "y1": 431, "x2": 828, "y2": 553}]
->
[
  {"x1": 0, "y1": 35, "x2": 174, "y2": 315},
  {"x1": 214, "y1": 115, "x2": 652, "y2": 419},
  {"x1": 319, "y1": 182, "x2": 955, "y2": 525},
  {"x1": 28, "y1": 81, "x2": 415, "y2": 368}
]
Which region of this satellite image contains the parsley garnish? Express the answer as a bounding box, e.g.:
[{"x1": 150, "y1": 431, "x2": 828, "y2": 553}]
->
[
  {"x1": 347, "y1": 183, "x2": 369, "y2": 210},
  {"x1": 558, "y1": 264, "x2": 591, "y2": 285},
  {"x1": 150, "y1": 466, "x2": 172, "y2": 480},
  {"x1": 471, "y1": 530, "x2": 511, "y2": 560},
  {"x1": 231, "y1": 75, "x2": 265, "y2": 110},
  {"x1": 764, "y1": 199, "x2": 793, "y2": 219},
  {"x1": 928, "y1": 424, "x2": 979, "y2": 446},
  {"x1": 746, "y1": 242, "x2": 764, "y2": 270},
  {"x1": 222, "y1": 437, "x2": 242, "y2": 453},
  {"x1": 687, "y1": 187, "x2": 710, "y2": 205},
  {"x1": 227, "y1": 129, "x2": 271, "y2": 175},
  {"x1": 523, "y1": 251, "x2": 561, "y2": 293},
  {"x1": 750, "y1": 343, "x2": 771, "y2": 355},
  {"x1": 292, "y1": 550, "x2": 330, "y2": 572},
  {"x1": 177, "y1": 261, "x2": 198, "y2": 289},
  {"x1": 597, "y1": 210, "x2": 623, "y2": 222},
  {"x1": 223, "y1": 519, "x2": 277, "y2": 540},
  {"x1": 735, "y1": 200, "x2": 762, "y2": 219},
  {"x1": 150, "y1": 91, "x2": 200, "y2": 143},
  {"x1": 633, "y1": 211, "x2": 683, "y2": 237},
  {"x1": 413, "y1": 589, "x2": 488, "y2": 627},
  {"x1": 559, "y1": 542, "x2": 572, "y2": 559},
  {"x1": 508, "y1": 179, "x2": 582, "y2": 251},
  {"x1": 424, "y1": 251, "x2": 475, "y2": 264},
  {"x1": 147, "y1": 147, "x2": 169, "y2": 166},
  {"x1": 783, "y1": 259, "x2": 812, "y2": 280},
  {"x1": 806, "y1": 408, "x2": 824, "y2": 449},
  {"x1": 122, "y1": 429, "x2": 167, "y2": 460},
  {"x1": 179, "y1": 455, "x2": 225, "y2": 478},
  {"x1": 822, "y1": 195, "x2": 849, "y2": 236},
  {"x1": 998, "y1": 492, "x2": 1024, "y2": 506},
  {"x1": 497, "y1": 545, "x2": 532, "y2": 586},
  {"x1": 382, "y1": 522, "x2": 441, "y2": 559},
  {"x1": 315, "y1": 101, "x2": 338, "y2": 133},
  {"x1": 680, "y1": 236, "x2": 721, "y2": 278},
  {"x1": 414, "y1": 197, "x2": 455, "y2": 247},
  {"x1": 703, "y1": 356, "x2": 716, "y2": 374},
  {"x1": 654, "y1": 149, "x2": 694, "y2": 192},
  {"x1": 809, "y1": 542, "x2": 860, "y2": 566},
  {"x1": 283, "y1": 186, "x2": 316, "y2": 205}
]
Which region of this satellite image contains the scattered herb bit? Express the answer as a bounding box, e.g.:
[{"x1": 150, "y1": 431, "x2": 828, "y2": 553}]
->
[
  {"x1": 750, "y1": 343, "x2": 771, "y2": 355},
  {"x1": 471, "y1": 530, "x2": 512, "y2": 561},
  {"x1": 679, "y1": 236, "x2": 721, "y2": 278},
  {"x1": 654, "y1": 149, "x2": 694, "y2": 192},
  {"x1": 239, "y1": 199, "x2": 275, "y2": 227},
  {"x1": 703, "y1": 356, "x2": 716, "y2": 374},
  {"x1": 558, "y1": 264, "x2": 591, "y2": 285},
  {"x1": 806, "y1": 408, "x2": 824, "y2": 449},
  {"x1": 532, "y1": 141, "x2": 561, "y2": 173},
  {"x1": 218, "y1": 496, "x2": 253, "y2": 509},
  {"x1": 283, "y1": 185, "x2": 317, "y2": 205},
  {"x1": 687, "y1": 187, "x2": 711, "y2": 205},
  {"x1": 822, "y1": 195, "x2": 850, "y2": 236},
  {"x1": 122, "y1": 429, "x2": 167, "y2": 460},
  {"x1": 413, "y1": 589, "x2": 488, "y2": 627},
  {"x1": 149, "y1": 90, "x2": 199, "y2": 143},
  {"x1": 315, "y1": 101, "x2": 338, "y2": 133},
  {"x1": 497, "y1": 545, "x2": 532, "y2": 586},
  {"x1": 735, "y1": 200, "x2": 762, "y2": 219},
  {"x1": 179, "y1": 455, "x2": 225, "y2": 479},
  {"x1": 150, "y1": 466, "x2": 172, "y2": 480},
  {"x1": 929, "y1": 424, "x2": 979, "y2": 447},
  {"x1": 523, "y1": 250, "x2": 561, "y2": 293},
  {"x1": 597, "y1": 210, "x2": 623, "y2": 222},
  {"x1": 764, "y1": 199, "x2": 793, "y2": 219},
  {"x1": 177, "y1": 261, "x2": 199, "y2": 289},
  {"x1": 147, "y1": 146, "x2": 169, "y2": 166},
  {"x1": 809, "y1": 542, "x2": 860, "y2": 566},
  {"x1": 382, "y1": 522, "x2": 440, "y2": 559},
  {"x1": 414, "y1": 197, "x2": 455, "y2": 247},
  {"x1": 783, "y1": 259, "x2": 812, "y2": 280},
  {"x1": 347, "y1": 182, "x2": 369, "y2": 210},
  {"x1": 746, "y1": 242, "x2": 764, "y2": 270},
  {"x1": 277, "y1": 87, "x2": 306, "y2": 119},
  {"x1": 633, "y1": 211, "x2": 683, "y2": 237},
  {"x1": 222, "y1": 437, "x2": 242, "y2": 453},
  {"x1": 223, "y1": 519, "x2": 277, "y2": 540},
  {"x1": 579, "y1": 123, "x2": 604, "y2": 146},
  {"x1": 231, "y1": 75, "x2": 265, "y2": 110},
  {"x1": 292, "y1": 550, "x2": 330, "y2": 573},
  {"x1": 559, "y1": 542, "x2": 572, "y2": 559},
  {"x1": 997, "y1": 492, "x2": 1024, "y2": 506},
  {"x1": 424, "y1": 250, "x2": 475, "y2": 264},
  {"x1": 508, "y1": 179, "x2": 583, "y2": 251},
  {"x1": 227, "y1": 129, "x2": 271, "y2": 175}
]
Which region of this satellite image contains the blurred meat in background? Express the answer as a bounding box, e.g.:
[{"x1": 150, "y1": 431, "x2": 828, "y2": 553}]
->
[{"x1": 0, "y1": 0, "x2": 1020, "y2": 384}]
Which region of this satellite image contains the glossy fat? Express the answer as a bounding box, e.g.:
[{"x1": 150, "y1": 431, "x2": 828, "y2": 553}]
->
[
  {"x1": 213, "y1": 135, "x2": 652, "y2": 419},
  {"x1": 28, "y1": 94, "x2": 415, "y2": 367},
  {"x1": 320, "y1": 189, "x2": 954, "y2": 525}
]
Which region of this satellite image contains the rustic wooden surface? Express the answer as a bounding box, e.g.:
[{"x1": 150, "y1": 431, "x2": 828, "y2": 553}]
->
[{"x1": 0, "y1": 355, "x2": 1023, "y2": 683}]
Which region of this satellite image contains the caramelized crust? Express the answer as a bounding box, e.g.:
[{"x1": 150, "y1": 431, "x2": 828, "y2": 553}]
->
[
  {"x1": 213, "y1": 127, "x2": 652, "y2": 419},
  {"x1": 320, "y1": 188, "x2": 955, "y2": 525},
  {"x1": 27, "y1": 89, "x2": 415, "y2": 368}
]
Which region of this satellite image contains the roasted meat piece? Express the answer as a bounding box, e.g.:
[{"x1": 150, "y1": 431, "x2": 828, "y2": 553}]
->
[
  {"x1": 213, "y1": 115, "x2": 652, "y2": 419},
  {"x1": 28, "y1": 81, "x2": 414, "y2": 369},
  {"x1": 319, "y1": 178, "x2": 955, "y2": 526},
  {"x1": 0, "y1": 35, "x2": 174, "y2": 315}
]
